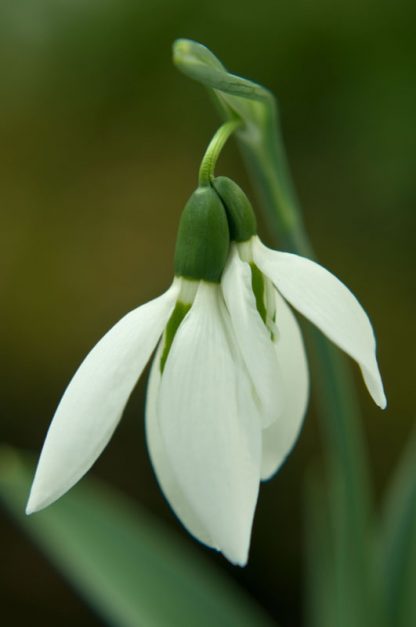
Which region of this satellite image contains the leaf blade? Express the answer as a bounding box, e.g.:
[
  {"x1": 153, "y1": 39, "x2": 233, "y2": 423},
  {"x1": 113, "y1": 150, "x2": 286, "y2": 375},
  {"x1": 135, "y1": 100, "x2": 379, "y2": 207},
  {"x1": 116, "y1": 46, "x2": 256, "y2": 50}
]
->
[
  {"x1": 381, "y1": 428, "x2": 416, "y2": 627},
  {"x1": 0, "y1": 446, "x2": 275, "y2": 627}
]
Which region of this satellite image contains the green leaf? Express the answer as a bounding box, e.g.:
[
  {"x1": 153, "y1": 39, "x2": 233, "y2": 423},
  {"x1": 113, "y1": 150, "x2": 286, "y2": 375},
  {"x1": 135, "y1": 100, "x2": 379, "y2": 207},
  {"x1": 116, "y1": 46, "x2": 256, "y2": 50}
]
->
[
  {"x1": 0, "y1": 446, "x2": 275, "y2": 627},
  {"x1": 174, "y1": 39, "x2": 380, "y2": 627},
  {"x1": 304, "y1": 466, "x2": 382, "y2": 627},
  {"x1": 380, "y1": 428, "x2": 416, "y2": 627},
  {"x1": 304, "y1": 469, "x2": 336, "y2": 627}
]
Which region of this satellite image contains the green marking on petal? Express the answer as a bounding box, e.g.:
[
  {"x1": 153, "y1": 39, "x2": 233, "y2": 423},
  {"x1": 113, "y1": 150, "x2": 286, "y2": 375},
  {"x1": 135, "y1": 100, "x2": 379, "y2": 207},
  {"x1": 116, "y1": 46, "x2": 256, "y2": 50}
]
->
[
  {"x1": 250, "y1": 263, "x2": 278, "y2": 341},
  {"x1": 250, "y1": 262, "x2": 267, "y2": 325},
  {"x1": 160, "y1": 301, "x2": 191, "y2": 373}
]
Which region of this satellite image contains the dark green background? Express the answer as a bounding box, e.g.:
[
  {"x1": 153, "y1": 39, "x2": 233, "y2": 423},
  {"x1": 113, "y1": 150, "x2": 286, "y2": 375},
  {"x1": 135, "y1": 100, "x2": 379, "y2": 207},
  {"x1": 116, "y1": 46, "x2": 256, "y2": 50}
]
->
[{"x1": 1, "y1": 1, "x2": 415, "y2": 625}]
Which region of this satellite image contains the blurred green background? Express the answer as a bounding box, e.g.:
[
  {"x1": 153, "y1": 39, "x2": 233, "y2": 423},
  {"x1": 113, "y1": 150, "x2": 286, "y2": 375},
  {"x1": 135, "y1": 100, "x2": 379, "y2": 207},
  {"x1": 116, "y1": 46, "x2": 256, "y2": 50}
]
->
[{"x1": 1, "y1": 0, "x2": 415, "y2": 625}]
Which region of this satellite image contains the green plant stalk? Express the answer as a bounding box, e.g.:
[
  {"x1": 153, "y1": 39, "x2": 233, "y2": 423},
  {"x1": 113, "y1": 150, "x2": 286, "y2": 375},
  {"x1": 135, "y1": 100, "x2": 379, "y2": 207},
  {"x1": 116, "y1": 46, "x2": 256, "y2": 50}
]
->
[
  {"x1": 199, "y1": 118, "x2": 241, "y2": 186},
  {"x1": 174, "y1": 39, "x2": 382, "y2": 625},
  {"x1": 239, "y1": 112, "x2": 379, "y2": 626}
]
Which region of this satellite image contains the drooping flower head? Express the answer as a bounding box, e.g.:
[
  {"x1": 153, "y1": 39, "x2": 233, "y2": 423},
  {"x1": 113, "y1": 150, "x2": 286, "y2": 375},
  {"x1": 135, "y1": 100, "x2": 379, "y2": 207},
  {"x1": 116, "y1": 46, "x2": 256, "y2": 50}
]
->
[
  {"x1": 213, "y1": 176, "x2": 386, "y2": 483},
  {"x1": 26, "y1": 174, "x2": 385, "y2": 567}
]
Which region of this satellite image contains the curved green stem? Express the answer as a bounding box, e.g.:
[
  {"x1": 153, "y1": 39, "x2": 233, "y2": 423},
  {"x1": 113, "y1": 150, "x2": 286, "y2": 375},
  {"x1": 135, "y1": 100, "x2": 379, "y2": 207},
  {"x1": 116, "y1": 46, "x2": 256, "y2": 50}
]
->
[
  {"x1": 198, "y1": 118, "x2": 241, "y2": 187},
  {"x1": 174, "y1": 39, "x2": 382, "y2": 626}
]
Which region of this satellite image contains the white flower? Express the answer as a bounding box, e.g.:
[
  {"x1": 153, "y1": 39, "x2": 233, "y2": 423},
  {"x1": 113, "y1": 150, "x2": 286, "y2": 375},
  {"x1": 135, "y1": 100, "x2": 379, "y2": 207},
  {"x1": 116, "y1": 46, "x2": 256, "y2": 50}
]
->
[
  {"x1": 26, "y1": 179, "x2": 386, "y2": 567},
  {"x1": 222, "y1": 237, "x2": 386, "y2": 483},
  {"x1": 26, "y1": 275, "x2": 264, "y2": 565}
]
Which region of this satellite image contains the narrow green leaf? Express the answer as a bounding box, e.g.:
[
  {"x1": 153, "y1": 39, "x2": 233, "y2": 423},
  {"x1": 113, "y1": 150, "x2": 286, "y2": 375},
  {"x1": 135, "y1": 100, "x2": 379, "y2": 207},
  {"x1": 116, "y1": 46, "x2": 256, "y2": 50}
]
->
[
  {"x1": 304, "y1": 465, "x2": 382, "y2": 627},
  {"x1": 0, "y1": 446, "x2": 275, "y2": 627},
  {"x1": 381, "y1": 428, "x2": 416, "y2": 627},
  {"x1": 304, "y1": 469, "x2": 336, "y2": 627},
  {"x1": 174, "y1": 39, "x2": 380, "y2": 627}
]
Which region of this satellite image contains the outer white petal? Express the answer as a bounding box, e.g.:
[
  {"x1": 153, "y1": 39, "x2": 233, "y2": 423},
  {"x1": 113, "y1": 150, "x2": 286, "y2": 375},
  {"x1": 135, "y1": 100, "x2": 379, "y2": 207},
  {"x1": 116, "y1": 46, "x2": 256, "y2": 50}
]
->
[
  {"x1": 145, "y1": 342, "x2": 213, "y2": 548},
  {"x1": 26, "y1": 283, "x2": 179, "y2": 514},
  {"x1": 159, "y1": 282, "x2": 262, "y2": 566},
  {"x1": 261, "y1": 291, "x2": 309, "y2": 480},
  {"x1": 253, "y1": 238, "x2": 386, "y2": 409},
  {"x1": 222, "y1": 245, "x2": 284, "y2": 427}
]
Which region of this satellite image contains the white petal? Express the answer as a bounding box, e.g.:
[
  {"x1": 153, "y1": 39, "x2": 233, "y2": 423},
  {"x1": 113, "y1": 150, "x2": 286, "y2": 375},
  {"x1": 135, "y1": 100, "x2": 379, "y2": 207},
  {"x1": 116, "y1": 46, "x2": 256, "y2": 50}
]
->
[
  {"x1": 253, "y1": 238, "x2": 386, "y2": 408},
  {"x1": 159, "y1": 282, "x2": 261, "y2": 566},
  {"x1": 222, "y1": 245, "x2": 284, "y2": 427},
  {"x1": 26, "y1": 283, "x2": 179, "y2": 514},
  {"x1": 261, "y1": 291, "x2": 309, "y2": 480},
  {"x1": 145, "y1": 342, "x2": 213, "y2": 548}
]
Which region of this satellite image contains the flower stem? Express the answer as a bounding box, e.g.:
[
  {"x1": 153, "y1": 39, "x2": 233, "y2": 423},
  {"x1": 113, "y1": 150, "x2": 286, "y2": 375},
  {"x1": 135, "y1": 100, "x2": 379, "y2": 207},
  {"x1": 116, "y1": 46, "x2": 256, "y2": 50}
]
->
[
  {"x1": 239, "y1": 108, "x2": 381, "y2": 626},
  {"x1": 173, "y1": 40, "x2": 382, "y2": 623},
  {"x1": 198, "y1": 118, "x2": 241, "y2": 187}
]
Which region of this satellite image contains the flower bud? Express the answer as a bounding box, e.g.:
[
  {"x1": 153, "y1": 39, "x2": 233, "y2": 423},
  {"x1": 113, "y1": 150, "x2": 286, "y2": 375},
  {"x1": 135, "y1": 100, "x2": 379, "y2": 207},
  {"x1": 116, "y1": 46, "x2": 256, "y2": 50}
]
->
[
  {"x1": 174, "y1": 186, "x2": 230, "y2": 282},
  {"x1": 213, "y1": 176, "x2": 257, "y2": 243}
]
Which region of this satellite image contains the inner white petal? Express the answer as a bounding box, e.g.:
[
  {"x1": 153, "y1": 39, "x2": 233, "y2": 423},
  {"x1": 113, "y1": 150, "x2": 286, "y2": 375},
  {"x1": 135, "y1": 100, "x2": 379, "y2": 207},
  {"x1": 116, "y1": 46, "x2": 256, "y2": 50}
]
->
[
  {"x1": 261, "y1": 291, "x2": 309, "y2": 480},
  {"x1": 222, "y1": 245, "x2": 284, "y2": 427}
]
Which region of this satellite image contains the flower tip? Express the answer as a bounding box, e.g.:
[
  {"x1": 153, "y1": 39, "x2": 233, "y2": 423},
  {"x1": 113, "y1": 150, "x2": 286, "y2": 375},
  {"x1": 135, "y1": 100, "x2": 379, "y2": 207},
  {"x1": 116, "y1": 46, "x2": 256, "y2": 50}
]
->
[
  {"x1": 25, "y1": 498, "x2": 39, "y2": 516},
  {"x1": 219, "y1": 529, "x2": 251, "y2": 567},
  {"x1": 362, "y1": 365, "x2": 387, "y2": 410},
  {"x1": 370, "y1": 386, "x2": 387, "y2": 410},
  {"x1": 223, "y1": 545, "x2": 249, "y2": 568},
  {"x1": 378, "y1": 396, "x2": 387, "y2": 411},
  {"x1": 25, "y1": 488, "x2": 53, "y2": 515},
  {"x1": 368, "y1": 386, "x2": 387, "y2": 411}
]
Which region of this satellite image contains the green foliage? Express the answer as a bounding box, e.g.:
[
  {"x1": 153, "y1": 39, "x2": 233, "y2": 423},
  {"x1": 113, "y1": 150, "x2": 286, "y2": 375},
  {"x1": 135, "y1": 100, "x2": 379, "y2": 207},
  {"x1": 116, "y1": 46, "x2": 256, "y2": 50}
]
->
[
  {"x1": 304, "y1": 471, "x2": 336, "y2": 627},
  {"x1": 0, "y1": 447, "x2": 275, "y2": 627},
  {"x1": 1, "y1": 7, "x2": 414, "y2": 624},
  {"x1": 380, "y1": 429, "x2": 416, "y2": 627},
  {"x1": 175, "y1": 40, "x2": 387, "y2": 627},
  {"x1": 305, "y1": 429, "x2": 416, "y2": 627}
]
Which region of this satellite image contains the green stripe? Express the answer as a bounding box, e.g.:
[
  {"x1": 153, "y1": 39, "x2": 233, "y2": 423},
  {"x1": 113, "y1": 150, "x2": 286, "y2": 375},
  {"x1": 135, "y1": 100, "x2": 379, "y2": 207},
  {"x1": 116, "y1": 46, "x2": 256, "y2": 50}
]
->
[
  {"x1": 160, "y1": 301, "x2": 191, "y2": 372},
  {"x1": 250, "y1": 262, "x2": 267, "y2": 325}
]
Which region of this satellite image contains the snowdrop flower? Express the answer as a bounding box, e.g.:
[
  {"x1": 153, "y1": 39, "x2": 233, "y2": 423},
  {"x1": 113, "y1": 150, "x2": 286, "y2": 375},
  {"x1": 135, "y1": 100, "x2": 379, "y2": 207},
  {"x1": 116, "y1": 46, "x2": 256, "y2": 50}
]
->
[
  {"x1": 26, "y1": 175, "x2": 386, "y2": 567},
  {"x1": 213, "y1": 176, "x2": 386, "y2": 481},
  {"x1": 26, "y1": 184, "x2": 264, "y2": 565}
]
